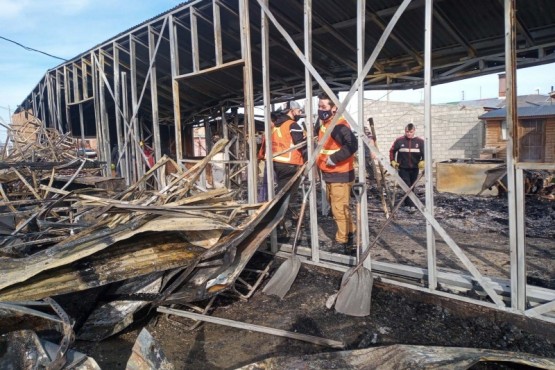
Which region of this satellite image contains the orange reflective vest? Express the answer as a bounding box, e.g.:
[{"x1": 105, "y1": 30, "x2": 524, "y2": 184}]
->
[
  {"x1": 317, "y1": 117, "x2": 354, "y2": 173},
  {"x1": 271, "y1": 119, "x2": 304, "y2": 165}
]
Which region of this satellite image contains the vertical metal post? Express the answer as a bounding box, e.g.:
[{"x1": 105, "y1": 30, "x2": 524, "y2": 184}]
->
[
  {"x1": 55, "y1": 70, "x2": 63, "y2": 133},
  {"x1": 356, "y1": 0, "x2": 371, "y2": 269},
  {"x1": 98, "y1": 52, "x2": 111, "y2": 177},
  {"x1": 221, "y1": 108, "x2": 231, "y2": 189},
  {"x1": 261, "y1": 0, "x2": 277, "y2": 251},
  {"x1": 32, "y1": 89, "x2": 37, "y2": 119},
  {"x1": 169, "y1": 15, "x2": 183, "y2": 166},
  {"x1": 91, "y1": 52, "x2": 102, "y2": 167},
  {"x1": 63, "y1": 66, "x2": 72, "y2": 134},
  {"x1": 113, "y1": 43, "x2": 127, "y2": 184},
  {"x1": 78, "y1": 103, "x2": 86, "y2": 149},
  {"x1": 505, "y1": 0, "x2": 525, "y2": 311},
  {"x1": 73, "y1": 64, "x2": 80, "y2": 103},
  {"x1": 39, "y1": 83, "x2": 46, "y2": 124},
  {"x1": 82, "y1": 59, "x2": 89, "y2": 99},
  {"x1": 130, "y1": 35, "x2": 142, "y2": 182},
  {"x1": 424, "y1": 0, "x2": 437, "y2": 290},
  {"x1": 213, "y1": 0, "x2": 223, "y2": 66},
  {"x1": 240, "y1": 0, "x2": 258, "y2": 204},
  {"x1": 31, "y1": 92, "x2": 37, "y2": 121},
  {"x1": 304, "y1": 0, "x2": 320, "y2": 261},
  {"x1": 515, "y1": 166, "x2": 526, "y2": 310},
  {"x1": 190, "y1": 8, "x2": 200, "y2": 72},
  {"x1": 122, "y1": 72, "x2": 132, "y2": 182},
  {"x1": 46, "y1": 74, "x2": 56, "y2": 129},
  {"x1": 149, "y1": 25, "x2": 162, "y2": 185}
]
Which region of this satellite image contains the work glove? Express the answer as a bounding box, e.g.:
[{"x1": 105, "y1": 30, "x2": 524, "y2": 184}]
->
[
  {"x1": 391, "y1": 160, "x2": 399, "y2": 170},
  {"x1": 418, "y1": 160, "x2": 425, "y2": 170},
  {"x1": 326, "y1": 156, "x2": 336, "y2": 167},
  {"x1": 110, "y1": 163, "x2": 116, "y2": 170}
]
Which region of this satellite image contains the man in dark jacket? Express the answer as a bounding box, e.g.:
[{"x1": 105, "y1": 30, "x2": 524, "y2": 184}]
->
[
  {"x1": 389, "y1": 123, "x2": 425, "y2": 212},
  {"x1": 316, "y1": 92, "x2": 358, "y2": 252}
]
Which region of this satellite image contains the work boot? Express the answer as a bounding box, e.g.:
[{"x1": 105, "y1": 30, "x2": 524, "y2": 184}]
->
[
  {"x1": 332, "y1": 240, "x2": 348, "y2": 253},
  {"x1": 344, "y1": 245, "x2": 357, "y2": 257},
  {"x1": 332, "y1": 239, "x2": 355, "y2": 255},
  {"x1": 347, "y1": 232, "x2": 355, "y2": 245}
]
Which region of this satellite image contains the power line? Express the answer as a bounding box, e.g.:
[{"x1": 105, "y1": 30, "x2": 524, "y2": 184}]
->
[{"x1": 0, "y1": 35, "x2": 67, "y2": 61}]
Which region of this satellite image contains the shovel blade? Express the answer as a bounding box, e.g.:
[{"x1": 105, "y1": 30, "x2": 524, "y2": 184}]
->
[
  {"x1": 334, "y1": 267, "x2": 373, "y2": 317},
  {"x1": 262, "y1": 256, "x2": 302, "y2": 299}
]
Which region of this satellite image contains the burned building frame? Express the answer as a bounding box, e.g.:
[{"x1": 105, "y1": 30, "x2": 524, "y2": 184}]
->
[{"x1": 14, "y1": 0, "x2": 555, "y2": 323}]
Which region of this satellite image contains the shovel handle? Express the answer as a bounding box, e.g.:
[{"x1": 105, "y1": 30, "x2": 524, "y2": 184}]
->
[
  {"x1": 291, "y1": 180, "x2": 312, "y2": 256},
  {"x1": 352, "y1": 183, "x2": 365, "y2": 204},
  {"x1": 347, "y1": 170, "x2": 425, "y2": 278}
]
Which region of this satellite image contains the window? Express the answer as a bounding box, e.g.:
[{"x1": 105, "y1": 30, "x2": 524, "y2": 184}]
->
[
  {"x1": 500, "y1": 120, "x2": 507, "y2": 141},
  {"x1": 519, "y1": 119, "x2": 545, "y2": 162}
]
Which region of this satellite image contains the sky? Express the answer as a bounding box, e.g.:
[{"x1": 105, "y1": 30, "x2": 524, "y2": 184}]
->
[
  {"x1": 1, "y1": 0, "x2": 554, "y2": 140},
  {"x1": 0, "y1": 0, "x2": 181, "y2": 140}
]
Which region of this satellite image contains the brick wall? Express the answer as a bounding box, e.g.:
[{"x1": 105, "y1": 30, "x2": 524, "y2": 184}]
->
[{"x1": 362, "y1": 100, "x2": 485, "y2": 163}]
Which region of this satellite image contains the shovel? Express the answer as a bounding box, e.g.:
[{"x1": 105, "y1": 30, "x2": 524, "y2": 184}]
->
[
  {"x1": 329, "y1": 171, "x2": 425, "y2": 316},
  {"x1": 263, "y1": 180, "x2": 311, "y2": 299}
]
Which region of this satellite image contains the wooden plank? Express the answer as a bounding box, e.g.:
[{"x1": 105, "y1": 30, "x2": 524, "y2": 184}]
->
[{"x1": 0, "y1": 236, "x2": 204, "y2": 302}]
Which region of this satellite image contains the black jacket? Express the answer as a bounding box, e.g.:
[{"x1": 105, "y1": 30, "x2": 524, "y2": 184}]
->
[{"x1": 389, "y1": 135, "x2": 424, "y2": 169}]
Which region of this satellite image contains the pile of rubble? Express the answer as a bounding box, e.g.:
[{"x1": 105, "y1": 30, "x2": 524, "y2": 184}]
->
[{"x1": 0, "y1": 118, "x2": 299, "y2": 368}]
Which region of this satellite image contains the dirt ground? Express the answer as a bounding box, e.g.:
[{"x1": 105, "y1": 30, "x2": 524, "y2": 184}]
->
[
  {"x1": 3, "y1": 182, "x2": 555, "y2": 369},
  {"x1": 68, "y1": 183, "x2": 555, "y2": 369}
]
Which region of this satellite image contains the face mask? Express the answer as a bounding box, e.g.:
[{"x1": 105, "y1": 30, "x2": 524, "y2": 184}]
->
[
  {"x1": 318, "y1": 109, "x2": 333, "y2": 121},
  {"x1": 293, "y1": 115, "x2": 302, "y2": 122}
]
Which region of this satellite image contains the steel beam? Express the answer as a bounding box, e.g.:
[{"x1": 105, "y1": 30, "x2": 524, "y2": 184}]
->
[
  {"x1": 240, "y1": 0, "x2": 258, "y2": 205},
  {"x1": 424, "y1": 0, "x2": 437, "y2": 290},
  {"x1": 304, "y1": 0, "x2": 320, "y2": 262},
  {"x1": 505, "y1": 0, "x2": 524, "y2": 312},
  {"x1": 149, "y1": 24, "x2": 162, "y2": 185},
  {"x1": 261, "y1": 0, "x2": 277, "y2": 252},
  {"x1": 169, "y1": 15, "x2": 183, "y2": 165}
]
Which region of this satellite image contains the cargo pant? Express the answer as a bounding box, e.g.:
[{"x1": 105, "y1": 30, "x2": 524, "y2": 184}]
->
[{"x1": 326, "y1": 181, "x2": 355, "y2": 244}]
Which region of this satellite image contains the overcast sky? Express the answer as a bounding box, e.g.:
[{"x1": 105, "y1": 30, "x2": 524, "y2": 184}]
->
[{"x1": 1, "y1": 0, "x2": 554, "y2": 139}]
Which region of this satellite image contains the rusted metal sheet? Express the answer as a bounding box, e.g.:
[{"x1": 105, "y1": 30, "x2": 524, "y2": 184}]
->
[{"x1": 436, "y1": 160, "x2": 505, "y2": 196}]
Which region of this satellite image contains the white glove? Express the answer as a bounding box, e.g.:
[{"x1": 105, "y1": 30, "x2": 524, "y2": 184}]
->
[{"x1": 326, "y1": 156, "x2": 336, "y2": 167}]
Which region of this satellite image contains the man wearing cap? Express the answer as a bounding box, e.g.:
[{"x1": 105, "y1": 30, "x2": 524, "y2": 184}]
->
[
  {"x1": 316, "y1": 92, "x2": 358, "y2": 253},
  {"x1": 271, "y1": 101, "x2": 307, "y2": 190},
  {"x1": 389, "y1": 123, "x2": 425, "y2": 212}
]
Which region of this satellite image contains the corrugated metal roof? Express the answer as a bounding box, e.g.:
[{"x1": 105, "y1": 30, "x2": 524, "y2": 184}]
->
[
  {"x1": 460, "y1": 95, "x2": 553, "y2": 109},
  {"x1": 19, "y1": 0, "x2": 555, "y2": 126},
  {"x1": 479, "y1": 104, "x2": 555, "y2": 119}
]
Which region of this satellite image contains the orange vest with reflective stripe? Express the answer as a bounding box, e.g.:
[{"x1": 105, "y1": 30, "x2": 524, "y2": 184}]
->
[
  {"x1": 271, "y1": 119, "x2": 304, "y2": 165},
  {"x1": 317, "y1": 117, "x2": 354, "y2": 173}
]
